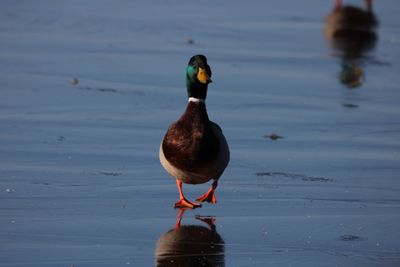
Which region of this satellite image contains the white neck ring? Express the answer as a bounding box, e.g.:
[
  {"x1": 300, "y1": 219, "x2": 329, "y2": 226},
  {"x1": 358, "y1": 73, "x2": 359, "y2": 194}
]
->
[{"x1": 188, "y1": 97, "x2": 205, "y2": 103}]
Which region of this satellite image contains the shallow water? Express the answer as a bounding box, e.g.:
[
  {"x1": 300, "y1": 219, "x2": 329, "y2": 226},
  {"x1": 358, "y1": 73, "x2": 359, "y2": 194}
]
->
[{"x1": 1, "y1": 0, "x2": 400, "y2": 266}]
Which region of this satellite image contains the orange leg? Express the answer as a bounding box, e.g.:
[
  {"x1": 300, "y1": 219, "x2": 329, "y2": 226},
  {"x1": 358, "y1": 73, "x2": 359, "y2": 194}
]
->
[
  {"x1": 196, "y1": 179, "x2": 218, "y2": 204},
  {"x1": 174, "y1": 179, "x2": 201, "y2": 209}
]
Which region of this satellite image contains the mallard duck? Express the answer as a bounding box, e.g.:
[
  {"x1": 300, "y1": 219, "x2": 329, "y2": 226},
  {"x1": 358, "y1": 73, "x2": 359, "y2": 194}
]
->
[
  {"x1": 324, "y1": 0, "x2": 378, "y2": 88},
  {"x1": 159, "y1": 55, "x2": 230, "y2": 209},
  {"x1": 324, "y1": 0, "x2": 378, "y2": 55}
]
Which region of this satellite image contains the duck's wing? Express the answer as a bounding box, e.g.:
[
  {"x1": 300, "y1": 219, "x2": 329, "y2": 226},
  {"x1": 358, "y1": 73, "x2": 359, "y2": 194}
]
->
[
  {"x1": 210, "y1": 121, "x2": 230, "y2": 178},
  {"x1": 210, "y1": 121, "x2": 222, "y2": 132}
]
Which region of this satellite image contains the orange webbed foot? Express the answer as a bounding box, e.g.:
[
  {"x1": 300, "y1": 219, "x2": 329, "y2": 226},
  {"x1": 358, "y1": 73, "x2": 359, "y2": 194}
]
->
[
  {"x1": 174, "y1": 179, "x2": 202, "y2": 209},
  {"x1": 196, "y1": 188, "x2": 217, "y2": 204},
  {"x1": 174, "y1": 198, "x2": 202, "y2": 209},
  {"x1": 196, "y1": 180, "x2": 218, "y2": 204}
]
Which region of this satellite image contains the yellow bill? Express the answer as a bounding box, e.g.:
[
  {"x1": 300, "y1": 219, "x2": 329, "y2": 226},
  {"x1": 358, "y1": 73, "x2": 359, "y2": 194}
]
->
[{"x1": 197, "y1": 67, "x2": 212, "y2": 84}]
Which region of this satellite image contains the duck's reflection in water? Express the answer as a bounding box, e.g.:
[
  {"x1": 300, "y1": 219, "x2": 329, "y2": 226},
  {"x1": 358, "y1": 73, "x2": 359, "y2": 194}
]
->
[
  {"x1": 155, "y1": 209, "x2": 225, "y2": 267},
  {"x1": 324, "y1": 0, "x2": 378, "y2": 88}
]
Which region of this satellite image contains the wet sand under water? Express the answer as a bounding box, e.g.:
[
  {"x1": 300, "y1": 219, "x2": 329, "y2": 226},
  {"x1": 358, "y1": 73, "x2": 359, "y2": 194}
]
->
[{"x1": 1, "y1": 0, "x2": 400, "y2": 266}]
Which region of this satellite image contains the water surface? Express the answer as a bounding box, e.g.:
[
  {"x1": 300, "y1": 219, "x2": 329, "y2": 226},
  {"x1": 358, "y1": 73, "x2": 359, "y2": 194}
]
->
[{"x1": 1, "y1": 0, "x2": 400, "y2": 266}]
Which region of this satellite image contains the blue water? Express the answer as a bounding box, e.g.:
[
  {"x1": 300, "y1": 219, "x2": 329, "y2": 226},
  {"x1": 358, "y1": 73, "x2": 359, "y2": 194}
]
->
[{"x1": 1, "y1": 0, "x2": 400, "y2": 266}]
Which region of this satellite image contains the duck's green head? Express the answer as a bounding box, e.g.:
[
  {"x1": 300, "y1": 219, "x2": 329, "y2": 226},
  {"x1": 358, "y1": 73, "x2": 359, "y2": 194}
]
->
[{"x1": 186, "y1": 55, "x2": 212, "y2": 100}]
